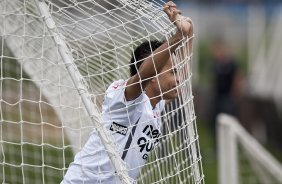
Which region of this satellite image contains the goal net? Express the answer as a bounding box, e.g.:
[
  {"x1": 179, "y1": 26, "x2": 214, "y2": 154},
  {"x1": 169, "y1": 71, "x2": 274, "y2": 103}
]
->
[
  {"x1": 0, "y1": 0, "x2": 204, "y2": 183},
  {"x1": 217, "y1": 114, "x2": 282, "y2": 184}
]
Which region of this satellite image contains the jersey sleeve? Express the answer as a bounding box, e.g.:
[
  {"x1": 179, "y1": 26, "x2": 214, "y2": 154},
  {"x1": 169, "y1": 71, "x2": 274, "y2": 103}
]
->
[{"x1": 105, "y1": 79, "x2": 144, "y2": 106}]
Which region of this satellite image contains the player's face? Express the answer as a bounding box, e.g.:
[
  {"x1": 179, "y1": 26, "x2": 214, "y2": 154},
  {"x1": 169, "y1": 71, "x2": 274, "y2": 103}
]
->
[{"x1": 157, "y1": 58, "x2": 179, "y2": 100}]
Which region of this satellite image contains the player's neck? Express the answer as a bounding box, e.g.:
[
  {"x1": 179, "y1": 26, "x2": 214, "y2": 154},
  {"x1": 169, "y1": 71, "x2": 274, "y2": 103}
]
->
[{"x1": 150, "y1": 97, "x2": 161, "y2": 109}]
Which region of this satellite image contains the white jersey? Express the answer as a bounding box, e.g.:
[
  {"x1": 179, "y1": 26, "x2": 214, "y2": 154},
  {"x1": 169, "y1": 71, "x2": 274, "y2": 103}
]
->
[{"x1": 61, "y1": 79, "x2": 165, "y2": 183}]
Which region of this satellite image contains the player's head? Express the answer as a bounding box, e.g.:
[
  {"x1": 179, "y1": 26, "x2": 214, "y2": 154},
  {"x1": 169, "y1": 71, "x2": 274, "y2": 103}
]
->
[
  {"x1": 130, "y1": 40, "x2": 164, "y2": 76},
  {"x1": 152, "y1": 56, "x2": 179, "y2": 100},
  {"x1": 130, "y1": 40, "x2": 179, "y2": 100}
]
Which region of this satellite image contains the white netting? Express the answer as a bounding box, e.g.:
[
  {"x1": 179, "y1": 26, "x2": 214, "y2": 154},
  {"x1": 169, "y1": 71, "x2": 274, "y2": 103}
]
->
[{"x1": 0, "y1": 0, "x2": 204, "y2": 183}]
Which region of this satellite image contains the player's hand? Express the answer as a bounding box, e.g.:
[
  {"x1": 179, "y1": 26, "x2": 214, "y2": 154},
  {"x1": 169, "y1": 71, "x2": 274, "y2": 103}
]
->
[
  {"x1": 163, "y1": 1, "x2": 193, "y2": 38},
  {"x1": 163, "y1": 1, "x2": 181, "y2": 23}
]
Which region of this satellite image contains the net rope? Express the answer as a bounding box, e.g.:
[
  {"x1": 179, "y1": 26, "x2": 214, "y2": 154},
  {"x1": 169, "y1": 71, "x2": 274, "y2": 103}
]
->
[{"x1": 0, "y1": 0, "x2": 204, "y2": 183}]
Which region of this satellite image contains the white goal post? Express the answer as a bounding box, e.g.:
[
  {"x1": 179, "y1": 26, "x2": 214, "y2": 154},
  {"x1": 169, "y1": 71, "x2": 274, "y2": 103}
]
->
[
  {"x1": 217, "y1": 113, "x2": 282, "y2": 184},
  {"x1": 0, "y1": 0, "x2": 204, "y2": 183},
  {"x1": 37, "y1": 1, "x2": 132, "y2": 183}
]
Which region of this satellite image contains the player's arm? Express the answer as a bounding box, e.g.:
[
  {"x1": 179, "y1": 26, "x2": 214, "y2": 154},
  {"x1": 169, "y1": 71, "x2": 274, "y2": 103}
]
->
[
  {"x1": 164, "y1": 2, "x2": 193, "y2": 105},
  {"x1": 169, "y1": 1, "x2": 194, "y2": 82},
  {"x1": 125, "y1": 1, "x2": 192, "y2": 101},
  {"x1": 177, "y1": 16, "x2": 193, "y2": 83}
]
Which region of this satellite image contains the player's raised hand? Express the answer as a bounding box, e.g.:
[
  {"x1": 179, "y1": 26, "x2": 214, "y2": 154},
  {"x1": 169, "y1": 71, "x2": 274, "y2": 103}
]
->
[
  {"x1": 163, "y1": 1, "x2": 193, "y2": 38},
  {"x1": 163, "y1": 1, "x2": 181, "y2": 22}
]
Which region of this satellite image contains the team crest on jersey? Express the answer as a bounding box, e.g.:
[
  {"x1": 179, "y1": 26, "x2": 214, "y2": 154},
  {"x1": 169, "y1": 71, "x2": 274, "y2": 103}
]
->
[{"x1": 110, "y1": 122, "x2": 128, "y2": 136}]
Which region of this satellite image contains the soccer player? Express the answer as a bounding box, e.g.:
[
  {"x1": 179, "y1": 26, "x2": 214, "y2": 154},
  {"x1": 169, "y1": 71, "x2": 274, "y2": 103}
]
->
[{"x1": 61, "y1": 1, "x2": 193, "y2": 183}]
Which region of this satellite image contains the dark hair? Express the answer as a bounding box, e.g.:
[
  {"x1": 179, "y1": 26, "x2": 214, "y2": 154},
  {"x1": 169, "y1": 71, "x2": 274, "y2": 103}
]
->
[{"x1": 130, "y1": 40, "x2": 164, "y2": 76}]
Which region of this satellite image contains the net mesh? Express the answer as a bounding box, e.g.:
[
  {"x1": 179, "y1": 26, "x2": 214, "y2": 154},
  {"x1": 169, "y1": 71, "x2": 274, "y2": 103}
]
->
[{"x1": 0, "y1": 0, "x2": 204, "y2": 183}]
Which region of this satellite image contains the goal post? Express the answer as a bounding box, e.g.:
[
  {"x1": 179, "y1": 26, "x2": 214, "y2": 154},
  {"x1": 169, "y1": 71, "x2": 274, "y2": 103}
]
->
[
  {"x1": 36, "y1": 1, "x2": 132, "y2": 183},
  {"x1": 0, "y1": 0, "x2": 204, "y2": 183},
  {"x1": 217, "y1": 113, "x2": 282, "y2": 184}
]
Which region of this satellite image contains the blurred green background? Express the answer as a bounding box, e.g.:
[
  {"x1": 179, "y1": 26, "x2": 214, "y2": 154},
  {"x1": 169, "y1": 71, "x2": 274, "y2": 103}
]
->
[{"x1": 175, "y1": 0, "x2": 282, "y2": 183}]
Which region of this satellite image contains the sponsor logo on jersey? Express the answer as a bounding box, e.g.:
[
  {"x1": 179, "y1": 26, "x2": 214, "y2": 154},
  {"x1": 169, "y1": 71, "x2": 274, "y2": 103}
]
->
[
  {"x1": 137, "y1": 125, "x2": 160, "y2": 160},
  {"x1": 110, "y1": 122, "x2": 128, "y2": 136}
]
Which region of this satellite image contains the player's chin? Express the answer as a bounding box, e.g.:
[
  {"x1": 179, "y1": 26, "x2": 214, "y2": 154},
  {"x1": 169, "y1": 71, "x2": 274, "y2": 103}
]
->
[{"x1": 165, "y1": 89, "x2": 179, "y2": 100}]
